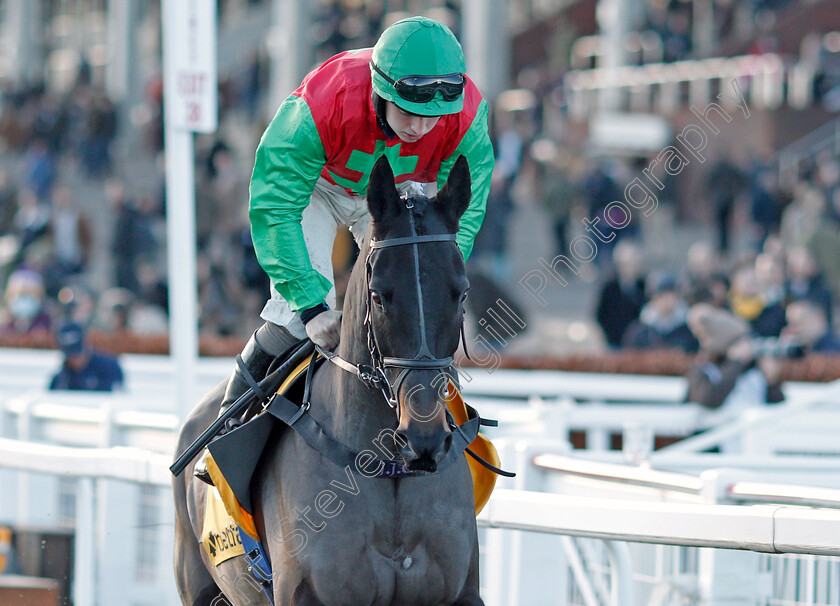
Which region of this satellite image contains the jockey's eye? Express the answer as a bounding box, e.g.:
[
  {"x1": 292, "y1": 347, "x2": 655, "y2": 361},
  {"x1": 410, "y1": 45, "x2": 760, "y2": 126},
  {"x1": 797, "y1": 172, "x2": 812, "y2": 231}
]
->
[{"x1": 370, "y1": 290, "x2": 384, "y2": 308}]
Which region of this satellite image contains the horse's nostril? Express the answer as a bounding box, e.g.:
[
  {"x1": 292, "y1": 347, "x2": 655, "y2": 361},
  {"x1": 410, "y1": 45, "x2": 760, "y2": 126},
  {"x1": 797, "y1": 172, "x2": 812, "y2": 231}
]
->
[
  {"x1": 394, "y1": 430, "x2": 410, "y2": 453},
  {"x1": 399, "y1": 429, "x2": 452, "y2": 472}
]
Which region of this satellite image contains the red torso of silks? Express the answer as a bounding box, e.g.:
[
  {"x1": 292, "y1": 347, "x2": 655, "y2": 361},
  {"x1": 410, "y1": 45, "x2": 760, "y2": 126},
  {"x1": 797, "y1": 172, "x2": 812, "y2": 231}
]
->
[{"x1": 291, "y1": 48, "x2": 483, "y2": 196}]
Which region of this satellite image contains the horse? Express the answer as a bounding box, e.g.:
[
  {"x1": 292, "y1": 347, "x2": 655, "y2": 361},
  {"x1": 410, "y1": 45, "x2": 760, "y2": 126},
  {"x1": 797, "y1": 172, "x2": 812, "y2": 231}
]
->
[{"x1": 172, "y1": 154, "x2": 485, "y2": 605}]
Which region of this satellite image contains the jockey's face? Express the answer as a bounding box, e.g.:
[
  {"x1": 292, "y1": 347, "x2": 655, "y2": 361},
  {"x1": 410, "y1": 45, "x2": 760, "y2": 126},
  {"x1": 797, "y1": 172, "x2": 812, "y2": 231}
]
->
[{"x1": 385, "y1": 102, "x2": 441, "y2": 143}]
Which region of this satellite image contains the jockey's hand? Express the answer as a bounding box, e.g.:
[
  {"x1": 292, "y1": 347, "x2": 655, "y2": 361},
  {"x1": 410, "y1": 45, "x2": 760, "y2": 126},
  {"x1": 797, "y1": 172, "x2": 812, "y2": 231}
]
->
[{"x1": 305, "y1": 310, "x2": 342, "y2": 350}]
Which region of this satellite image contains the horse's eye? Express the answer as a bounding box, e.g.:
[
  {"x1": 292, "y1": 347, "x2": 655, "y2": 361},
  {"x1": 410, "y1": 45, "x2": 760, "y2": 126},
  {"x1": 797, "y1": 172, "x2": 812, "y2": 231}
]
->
[
  {"x1": 459, "y1": 289, "x2": 469, "y2": 304},
  {"x1": 370, "y1": 291, "x2": 384, "y2": 307}
]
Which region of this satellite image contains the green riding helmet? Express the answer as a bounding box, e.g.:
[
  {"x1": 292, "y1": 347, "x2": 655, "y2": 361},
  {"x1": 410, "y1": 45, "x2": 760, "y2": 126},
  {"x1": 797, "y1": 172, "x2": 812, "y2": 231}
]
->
[{"x1": 370, "y1": 16, "x2": 467, "y2": 117}]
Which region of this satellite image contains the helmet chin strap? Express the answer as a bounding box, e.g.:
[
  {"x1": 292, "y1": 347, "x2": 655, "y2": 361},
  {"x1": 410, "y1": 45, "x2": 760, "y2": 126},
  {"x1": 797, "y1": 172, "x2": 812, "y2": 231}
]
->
[{"x1": 371, "y1": 92, "x2": 397, "y2": 139}]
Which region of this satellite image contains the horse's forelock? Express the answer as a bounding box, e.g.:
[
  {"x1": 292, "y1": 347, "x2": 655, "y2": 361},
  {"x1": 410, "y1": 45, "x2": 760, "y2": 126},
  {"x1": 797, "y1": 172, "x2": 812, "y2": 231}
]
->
[{"x1": 371, "y1": 194, "x2": 441, "y2": 239}]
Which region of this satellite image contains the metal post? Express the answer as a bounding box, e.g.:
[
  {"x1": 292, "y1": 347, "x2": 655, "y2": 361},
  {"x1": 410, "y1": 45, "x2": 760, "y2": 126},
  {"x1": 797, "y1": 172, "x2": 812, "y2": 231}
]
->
[
  {"x1": 266, "y1": 0, "x2": 312, "y2": 121},
  {"x1": 162, "y1": 0, "x2": 202, "y2": 419},
  {"x1": 105, "y1": 0, "x2": 137, "y2": 104},
  {"x1": 462, "y1": 0, "x2": 510, "y2": 103},
  {"x1": 3, "y1": 0, "x2": 43, "y2": 86},
  {"x1": 692, "y1": 0, "x2": 715, "y2": 59},
  {"x1": 596, "y1": 0, "x2": 630, "y2": 110}
]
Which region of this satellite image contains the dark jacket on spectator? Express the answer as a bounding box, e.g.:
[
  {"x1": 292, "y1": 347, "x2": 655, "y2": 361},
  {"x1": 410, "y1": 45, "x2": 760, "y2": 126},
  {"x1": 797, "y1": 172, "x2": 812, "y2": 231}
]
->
[
  {"x1": 623, "y1": 303, "x2": 699, "y2": 353},
  {"x1": 596, "y1": 276, "x2": 646, "y2": 347}
]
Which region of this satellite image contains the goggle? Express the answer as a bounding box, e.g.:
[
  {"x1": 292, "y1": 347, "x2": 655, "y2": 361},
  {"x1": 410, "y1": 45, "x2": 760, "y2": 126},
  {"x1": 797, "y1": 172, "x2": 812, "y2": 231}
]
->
[{"x1": 372, "y1": 62, "x2": 465, "y2": 104}]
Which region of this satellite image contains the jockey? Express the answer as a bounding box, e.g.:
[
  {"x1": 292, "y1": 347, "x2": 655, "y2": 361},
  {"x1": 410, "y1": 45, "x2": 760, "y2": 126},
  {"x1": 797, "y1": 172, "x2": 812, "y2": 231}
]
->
[{"x1": 195, "y1": 16, "x2": 494, "y2": 484}]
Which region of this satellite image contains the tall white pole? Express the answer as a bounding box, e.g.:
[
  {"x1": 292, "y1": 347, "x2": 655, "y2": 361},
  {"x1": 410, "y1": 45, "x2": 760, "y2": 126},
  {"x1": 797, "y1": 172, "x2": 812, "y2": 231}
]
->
[
  {"x1": 463, "y1": 0, "x2": 509, "y2": 104},
  {"x1": 161, "y1": 0, "x2": 218, "y2": 419},
  {"x1": 266, "y1": 0, "x2": 312, "y2": 121},
  {"x1": 162, "y1": 126, "x2": 198, "y2": 419},
  {"x1": 4, "y1": 0, "x2": 42, "y2": 86}
]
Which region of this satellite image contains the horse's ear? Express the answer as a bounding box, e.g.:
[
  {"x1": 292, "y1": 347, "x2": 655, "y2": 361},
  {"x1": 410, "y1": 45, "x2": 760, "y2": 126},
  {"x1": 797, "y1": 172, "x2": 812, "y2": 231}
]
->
[
  {"x1": 367, "y1": 155, "x2": 399, "y2": 224},
  {"x1": 436, "y1": 155, "x2": 471, "y2": 227}
]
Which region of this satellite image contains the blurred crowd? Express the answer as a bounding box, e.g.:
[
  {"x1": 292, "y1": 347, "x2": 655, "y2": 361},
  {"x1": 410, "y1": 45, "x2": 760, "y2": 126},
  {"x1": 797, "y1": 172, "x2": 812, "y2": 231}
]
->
[
  {"x1": 592, "y1": 148, "x2": 840, "y2": 360},
  {"x1": 0, "y1": 52, "x2": 273, "y2": 346},
  {"x1": 1, "y1": 0, "x2": 840, "y2": 392}
]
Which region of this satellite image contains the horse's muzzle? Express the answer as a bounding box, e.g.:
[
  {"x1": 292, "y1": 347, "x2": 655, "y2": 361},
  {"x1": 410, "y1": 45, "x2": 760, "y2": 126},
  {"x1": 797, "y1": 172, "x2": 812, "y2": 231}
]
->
[{"x1": 396, "y1": 429, "x2": 453, "y2": 473}]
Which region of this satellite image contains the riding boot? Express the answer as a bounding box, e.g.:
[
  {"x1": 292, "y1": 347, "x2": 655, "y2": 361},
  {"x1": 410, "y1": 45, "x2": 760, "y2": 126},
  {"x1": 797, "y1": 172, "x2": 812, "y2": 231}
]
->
[{"x1": 194, "y1": 327, "x2": 297, "y2": 485}]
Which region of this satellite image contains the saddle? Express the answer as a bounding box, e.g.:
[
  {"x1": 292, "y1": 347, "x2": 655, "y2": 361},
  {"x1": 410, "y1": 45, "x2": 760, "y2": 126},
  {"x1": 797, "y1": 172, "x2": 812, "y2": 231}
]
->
[{"x1": 204, "y1": 354, "x2": 502, "y2": 541}]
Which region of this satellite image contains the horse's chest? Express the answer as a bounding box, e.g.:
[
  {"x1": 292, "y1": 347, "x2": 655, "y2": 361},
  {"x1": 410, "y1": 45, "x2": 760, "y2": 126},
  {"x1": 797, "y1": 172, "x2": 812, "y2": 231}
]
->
[
  {"x1": 276, "y1": 468, "x2": 475, "y2": 605},
  {"x1": 306, "y1": 513, "x2": 471, "y2": 605}
]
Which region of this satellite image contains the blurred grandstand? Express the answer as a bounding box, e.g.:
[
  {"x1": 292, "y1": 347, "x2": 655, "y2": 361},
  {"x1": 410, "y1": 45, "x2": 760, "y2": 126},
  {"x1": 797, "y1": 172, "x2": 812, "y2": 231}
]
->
[
  {"x1": 0, "y1": 0, "x2": 839, "y2": 379},
  {"x1": 3, "y1": 2, "x2": 840, "y2": 605}
]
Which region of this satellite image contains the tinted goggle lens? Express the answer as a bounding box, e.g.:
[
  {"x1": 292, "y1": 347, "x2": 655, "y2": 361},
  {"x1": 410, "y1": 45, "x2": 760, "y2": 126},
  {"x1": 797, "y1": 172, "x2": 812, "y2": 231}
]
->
[
  {"x1": 373, "y1": 62, "x2": 464, "y2": 103},
  {"x1": 394, "y1": 74, "x2": 465, "y2": 103}
]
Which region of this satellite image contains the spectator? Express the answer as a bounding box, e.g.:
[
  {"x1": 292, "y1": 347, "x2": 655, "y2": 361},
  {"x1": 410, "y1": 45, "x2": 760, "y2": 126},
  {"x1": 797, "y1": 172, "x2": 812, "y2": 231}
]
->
[
  {"x1": 686, "y1": 303, "x2": 784, "y2": 411},
  {"x1": 750, "y1": 169, "x2": 783, "y2": 249},
  {"x1": 0, "y1": 167, "x2": 18, "y2": 233},
  {"x1": 1, "y1": 267, "x2": 51, "y2": 335},
  {"x1": 94, "y1": 287, "x2": 133, "y2": 332},
  {"x1": 31, "y1": 93, "x2": 69, "y2": 155},
  {"x1": 755, "y1": 252, "x2": 786, "y2": 313},
  {"x1": 784, "y1": 246, "x2": 833, "y2": 326},
  {"x1": 705, "y1": 154, "x2": 747, "y2": 254},
  {"x1": 623, "y1": 271, "x2": 698, "y2": 353},
  {"x1": 94, "y1": 287, "x2": 168, "y2": 335},
  {"x1": 44, "y1": 186, "x2": 92, "y2": 295},
  {"x1": 49, "y1": 322, "x2": 124, "y2": 391},
  {"x1": 780, "y1": 186, "x2": 827, "y2": 250},
  {"x1": 12, "y1": 189, "x2": 50, "y2": 256},
  {"x1": 782, "y1": 299, "x2": 840, "y2": 354},
  {"x1": 109, "y1": 180, "x2": 155, "y2": 294},
  {"x1": 79, "y1": 88, "x2": 118, "y2": 178},
  {"x1": 595, "y1": 240, "x2": 646, "y2": 348},
  {"x1": 239, "y1": 224, "x2": 269, "y2": 299},
  {"x1": 23, "y1": 139, "x2": 57, "y2": 202},
  {"x1": 683, "y1": 241, "x2": 728, "y2": 306},
  {"x1": 471, "y1": 109, "x2": 523, "y2": 281},
  {"x1": 582, "y1": 160, "x2": 622, "y2": 223},
  {"x1": 534, "y1": 141, "x2": 578, "y2": 257},
  {"x1": 729, "y1": 262, "x2": 786, "y2": 337}
]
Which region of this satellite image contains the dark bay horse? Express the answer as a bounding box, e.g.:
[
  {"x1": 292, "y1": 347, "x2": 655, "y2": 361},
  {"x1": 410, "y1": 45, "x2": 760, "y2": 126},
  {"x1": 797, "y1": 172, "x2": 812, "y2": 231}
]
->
[{"x1": 173, "y1": 155, "x2": 484, "y2": 605}]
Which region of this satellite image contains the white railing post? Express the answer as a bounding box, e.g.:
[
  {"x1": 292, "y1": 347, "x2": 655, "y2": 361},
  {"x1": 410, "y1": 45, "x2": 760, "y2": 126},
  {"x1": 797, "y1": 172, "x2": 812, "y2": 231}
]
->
[
  {"x1": 605, "y1": 540, "x2": 634, "y2": 606},
  {"x1": 562, "y1": 536, "x2": 601, "y2": 606},
  {"x1": 482, "y1": 438, "x2": 515, "y2": 606},
  {"x1": 73, "y1": 477, "x2": 97, "y2": 606},
  {"x1": 698, "y1": 470, "x2": 771, "y2": 605},
  {"x1": 804, "y1": 554, "x2": 816, "y2": 606},
  {"x1": 16, "y1": 397, "x2": 32, "y2": 525},
  {"x1": 100, "y1": 402, "x2": 115, "y2": 448}
]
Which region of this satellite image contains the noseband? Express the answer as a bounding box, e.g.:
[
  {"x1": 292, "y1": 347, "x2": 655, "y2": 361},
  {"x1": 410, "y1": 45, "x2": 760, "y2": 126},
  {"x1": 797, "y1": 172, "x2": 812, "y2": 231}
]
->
[{"x1": 317, "y1": 195, "x2": 465, "y2": 413}]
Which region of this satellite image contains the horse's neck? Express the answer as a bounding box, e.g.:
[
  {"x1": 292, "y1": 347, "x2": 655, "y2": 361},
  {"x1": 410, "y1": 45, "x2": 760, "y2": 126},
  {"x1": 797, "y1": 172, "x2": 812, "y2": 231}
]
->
[{"x1": 310, "y1": 299, "x2": 397, "y2": 451}]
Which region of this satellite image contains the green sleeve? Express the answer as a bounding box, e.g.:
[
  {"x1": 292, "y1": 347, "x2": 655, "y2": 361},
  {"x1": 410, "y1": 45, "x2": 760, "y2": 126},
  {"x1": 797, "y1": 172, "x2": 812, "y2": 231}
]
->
[
  {"x1": 437, "y1": 98, "x2": 495, "y2": 260},
  {"x1": 249, "y1": 95, "x2": 331, "y2": 312}
]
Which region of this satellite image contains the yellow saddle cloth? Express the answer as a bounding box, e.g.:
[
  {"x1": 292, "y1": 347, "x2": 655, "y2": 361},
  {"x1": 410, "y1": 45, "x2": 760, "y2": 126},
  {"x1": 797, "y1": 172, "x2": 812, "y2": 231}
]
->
[
  {"x1": 206, "y1": 357, "x2": 500, "y2": 540},
  {"x1": 200, "y1": 487, "x2": 246, "y2": 566}
]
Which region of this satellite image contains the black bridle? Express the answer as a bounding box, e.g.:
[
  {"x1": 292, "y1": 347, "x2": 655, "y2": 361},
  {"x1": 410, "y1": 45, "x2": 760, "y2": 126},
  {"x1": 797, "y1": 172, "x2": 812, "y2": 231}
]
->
[{"x1": 316, "y1": 195, "x2": 467, "y2": 414}]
